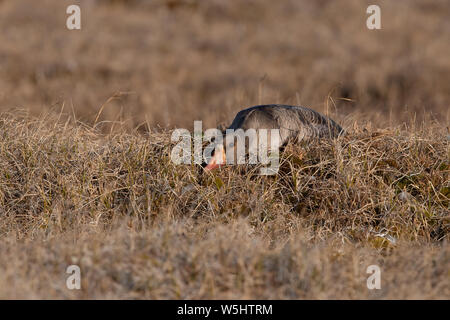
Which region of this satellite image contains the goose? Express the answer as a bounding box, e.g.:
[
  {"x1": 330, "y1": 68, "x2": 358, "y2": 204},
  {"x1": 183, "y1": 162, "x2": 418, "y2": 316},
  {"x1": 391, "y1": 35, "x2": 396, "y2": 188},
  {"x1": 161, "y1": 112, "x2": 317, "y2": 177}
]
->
[{"x1": 204, "y1": 104, "x2": 344, "y2": 171}]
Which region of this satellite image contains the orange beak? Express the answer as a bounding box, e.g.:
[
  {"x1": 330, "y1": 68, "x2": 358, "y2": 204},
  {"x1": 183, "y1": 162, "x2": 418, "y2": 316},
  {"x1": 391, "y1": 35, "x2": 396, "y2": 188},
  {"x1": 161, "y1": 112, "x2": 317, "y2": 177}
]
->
[{"x1": 204, "y1": 145, "x2": 226, "y2": 171}]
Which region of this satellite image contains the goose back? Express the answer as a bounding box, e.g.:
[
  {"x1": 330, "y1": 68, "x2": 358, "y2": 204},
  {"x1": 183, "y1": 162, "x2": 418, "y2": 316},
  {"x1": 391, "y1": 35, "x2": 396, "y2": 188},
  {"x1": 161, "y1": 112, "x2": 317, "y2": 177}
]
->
[{"x1": 227, "y1": 104, "x2": 343, "y2": 144}]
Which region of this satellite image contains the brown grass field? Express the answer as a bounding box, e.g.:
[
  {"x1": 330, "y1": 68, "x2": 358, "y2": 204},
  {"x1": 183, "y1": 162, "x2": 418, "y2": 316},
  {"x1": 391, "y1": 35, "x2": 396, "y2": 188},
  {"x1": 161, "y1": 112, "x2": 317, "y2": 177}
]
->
[{"x1": 0, "y1": 0, "x2": 448, "y2": 299}]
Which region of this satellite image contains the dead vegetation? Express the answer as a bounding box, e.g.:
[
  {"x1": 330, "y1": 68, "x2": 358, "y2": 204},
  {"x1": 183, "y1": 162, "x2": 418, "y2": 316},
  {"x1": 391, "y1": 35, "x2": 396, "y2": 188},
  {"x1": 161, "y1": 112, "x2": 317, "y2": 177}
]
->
[{"x1": 0, "y1": 114, "x2": 448, "y2": 299}]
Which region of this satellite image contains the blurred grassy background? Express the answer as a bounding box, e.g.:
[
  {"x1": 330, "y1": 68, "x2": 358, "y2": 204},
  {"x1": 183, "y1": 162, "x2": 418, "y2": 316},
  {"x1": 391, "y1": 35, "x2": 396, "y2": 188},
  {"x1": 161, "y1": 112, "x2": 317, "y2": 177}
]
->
[{"x1": 0, "y1": 0, "x2": 449, "y2": 131}]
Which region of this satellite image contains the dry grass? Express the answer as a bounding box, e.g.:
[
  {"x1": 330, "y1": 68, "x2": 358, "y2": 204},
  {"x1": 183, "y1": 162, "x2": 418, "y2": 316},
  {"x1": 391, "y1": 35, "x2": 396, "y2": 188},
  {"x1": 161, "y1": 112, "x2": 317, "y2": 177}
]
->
[
  {"x1": 0, "y1": 0, "x2": 448, "y2": 299},
  {"x1": 0, "y1": 114, "x2": 448, "y2": 299}
]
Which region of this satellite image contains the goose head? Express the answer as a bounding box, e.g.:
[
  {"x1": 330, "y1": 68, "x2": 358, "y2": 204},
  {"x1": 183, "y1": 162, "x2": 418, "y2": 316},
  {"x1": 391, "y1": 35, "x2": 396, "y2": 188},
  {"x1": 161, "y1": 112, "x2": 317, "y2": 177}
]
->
[{"x1": 204, "y1": 143, "x2": 226, "y2": 171}]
